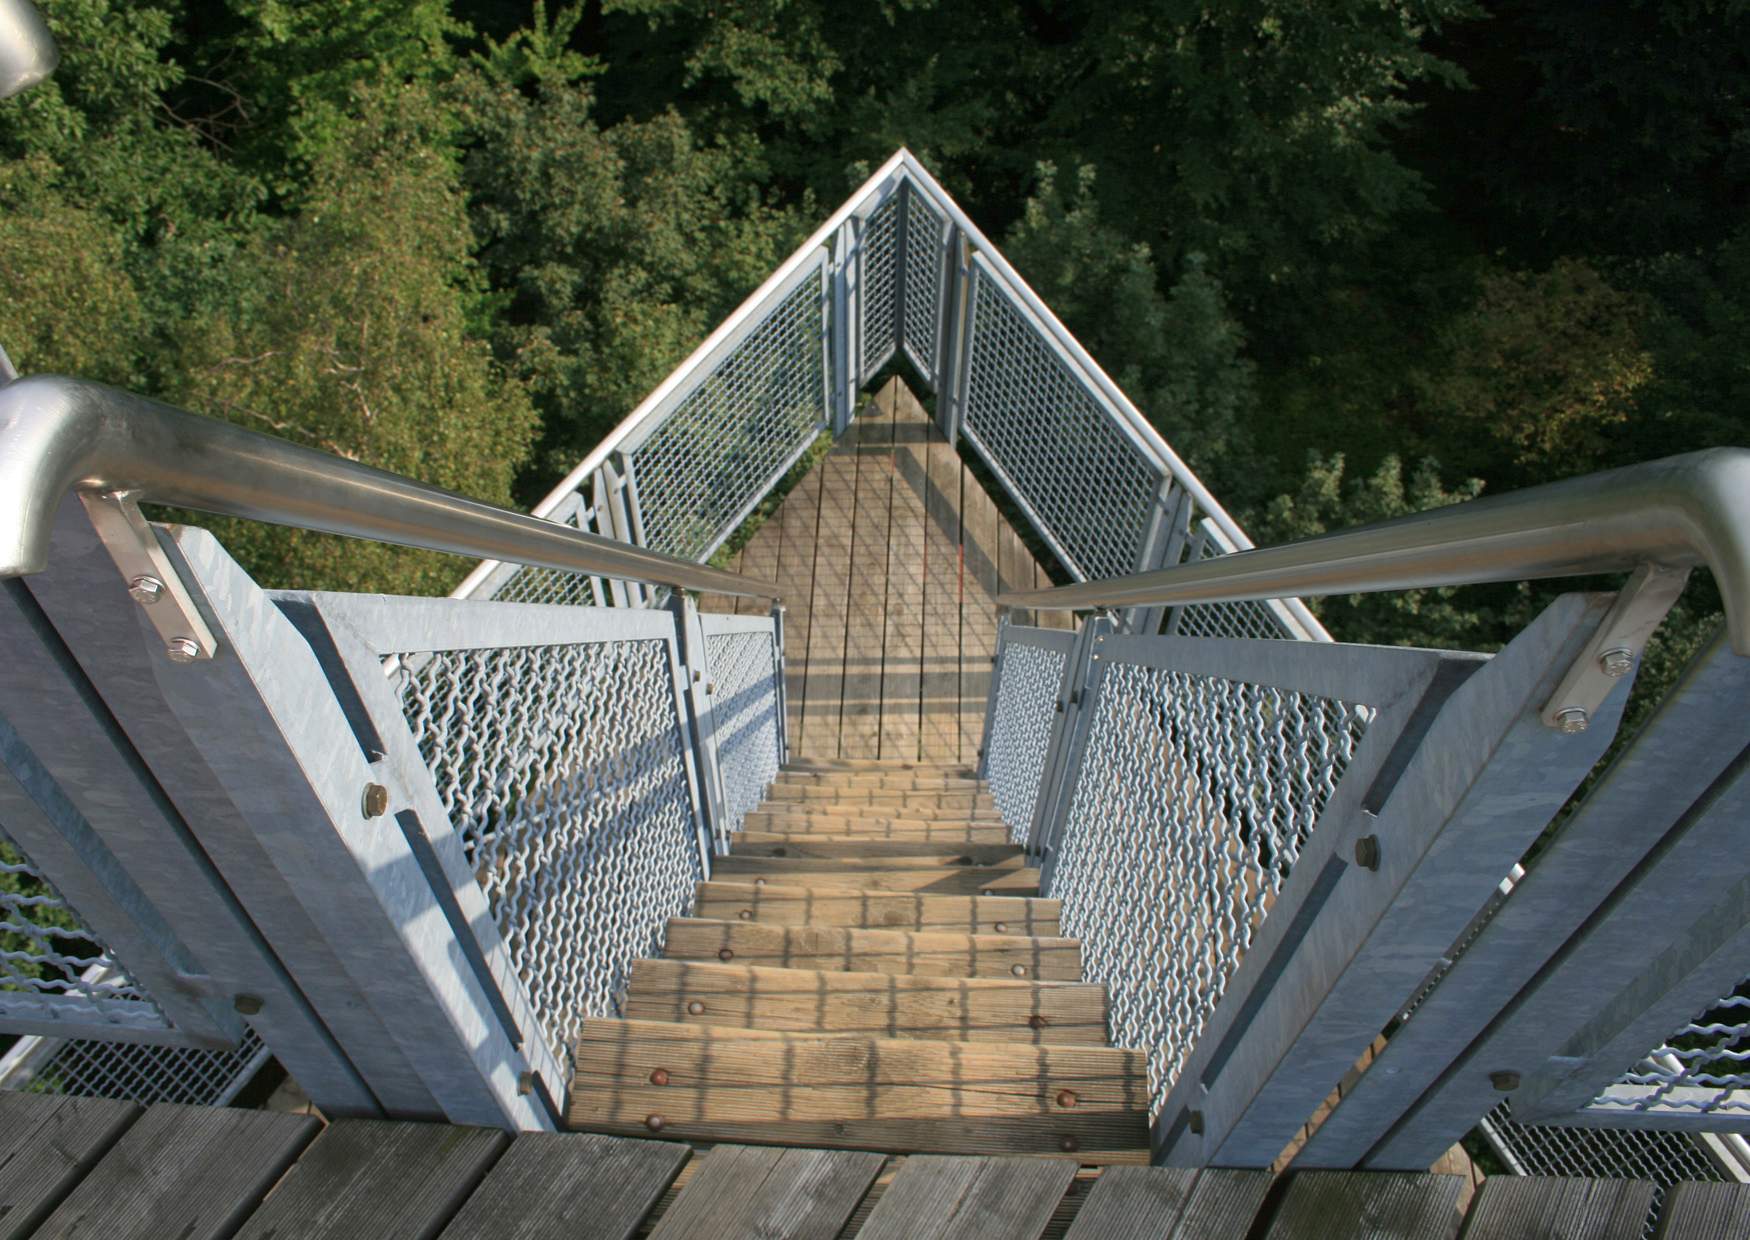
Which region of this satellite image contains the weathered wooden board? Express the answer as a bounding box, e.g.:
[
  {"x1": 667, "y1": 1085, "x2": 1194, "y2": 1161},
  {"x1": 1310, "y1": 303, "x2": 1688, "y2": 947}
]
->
[
  {"x1": 766, "y1": 786, "x2": 995, "y2": 809},
  {"x1": 661, "y1": 918, "x2": 1083, "y2": 981},
  {"x1": 729, "y1": 834, "x2": 1025, "y2": 863},
  {"x1": 0, "y1": 1093, "x2": 139, "y2": 1240},
  {"x1": 1460, "y1": 1175, "x2": 1655, "y2": 1240},
  {"x1": 782, "y1": 758, "x2": 974, "y2": 774},
  {"x1": 799, "y1": 422, "x2": 862, "y2": 758},
  {"x1": 568, "y1": 1019, "x2": 1149, "y2": 1162},
  {"x1": 708, "y1": 859, "x2": 1038, "y2": 896},
  {"x1": 236, "y1": 1119, "x2": 506, "y2": 1239},
  {"x1": 856, "y1": 1154, "x2": 1078, "y2": 1240},
  {"x1": 840, "y1": 391, "x2": 895, "y2": 760},
  {"x1": 1656, "y1": 1181, "x2": 1750, "y2": 1240},
  {"x1": 1062, "y1": 1165, "x2": 1201, "y2": 1240},
  {"x1": 1263, "y1": 1171, "x2": 1465, "y2": 1240},
  {"x1": 624, "y1": 959, "x2": 1107, "y2": 1044},
  {"x1": 921, "y1": 428, "x2": 969, "y2": 766},
  {"x1": 739, "y1": 815, "x2": 1010, "y2": 841},
  {"x1": 694, "y1": 881, "x2": 1061, "y2": 934},
  {"x1": 648, "y1": 1143, "x2": 883, "y2": 1239},
  {"x1": 34, "y1": 1103, "x2": 319, "y2": 1240},
  {"x1": 774, "y1": 445, "x2": 825, "y2": 749},
  {"x1": 880, "y1": 390, "x2": 931, "y2": 762},
  {"x1": 958, "y1": 465, "x2": 1002, "y2": 763},
  {"x1": 437, "y1": 1131, "x2": 690, "y2": 1240},
  {"x1": 734, "y1": 493, "x2": 783, "y2": 619},
  {"x1": 1168, "y1": 1169, "x2": 1277, "y2": 1239}
]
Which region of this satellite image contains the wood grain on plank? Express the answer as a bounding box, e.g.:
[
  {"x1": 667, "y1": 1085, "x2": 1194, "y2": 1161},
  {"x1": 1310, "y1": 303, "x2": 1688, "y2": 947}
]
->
[
  {"x1": 1459, "y1": 1176, "x2": 1655, "y2": 1240},
  {"x1": 782, "y1": 758, "x2": 972, "y2": 773},
  {"x1": 661, "y1": 918, "x2": 1083, "y2": 981},
  {"x1": 1655, "y1": 1181, "x2": 1750, "y2": 1240},
  {"x1": 879, "y1": 388, "x2": 932, "y2": 762},
  {"x1": 694, "y1": 881, "x2": 1061, "y2": 934},
  {"x1": 237, "y1": 1119, "x2": 505, "y2": 1239},
  {"x1": 1169, "y1": 1169, "x2": 1277, "y2": 1239},
  {"x1": 568, "y1": 1019, "x2": 1149, "y2": 1163},
  {"x1": 730, "y1": 835, "x2": 1026, "y2": 863},
  {"x1": 34, "y1": 1102, "x2": 318, "y2": 1240},
  {"x1": 708, "y1": 860, "x2": 1038, "y2": 896},
  {"x1": 840, "y1": 389, "x2": 896, "y2": 759},
  {"x1": 922, "y1": 426, "x2": 968, "y2": 767},
  {"x1": 0, "y1": 1093, "x2": 139, "y2": 1240},
  {"x1": 438, "y1": 1131, "x2": 689, "y2": 1240},
  {"x1": 766, "y1": 786, "x2": 994, "y2": 808},
  {"x1": 958, "y1": 463, "x2": 1002, "y2": 763},
  {"x1": 1062, "y1": 1165, "x2": 1200, "y2": 1240},
  {"x1": 624, "y1": 959, "x2": 1107, "y2": 1044},
  {"x1": 774, "y1": 456, "x2": 825, "y2": 750},
  {"x1": 1263, "y1": 1171, "x2": 1465, "y2": 1240},
  {"x1": 856, "y1": 1154, "x2": 1079, "y2": 1240},
  {"x1": 739, "y1": 814, "x2": 1010, "y2": 841},
  {"x1": 800, "y1": 425, "x2": 861, "y2": 759},
  {"x1": 649, "y1": 1144, "x2": 882, "y2": 1240}
]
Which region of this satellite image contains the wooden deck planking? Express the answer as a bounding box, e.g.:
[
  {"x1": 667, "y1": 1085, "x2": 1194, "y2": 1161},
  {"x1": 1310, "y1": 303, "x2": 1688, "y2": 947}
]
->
[
  {"x1": 856, "y1": 1154, "x2": 1079, "y2": 1240},
  {"x1": 880, "y1": 394, "x2": 931, "y2": 760},
  {"x1": 650, "y1": 1144, "x2": 883, "y2": 1239},
  {"x1": 800, "y1": 427, "x2": 860, "y2": 756},
  {"x1": 1262, "y1": 1170, "x2": 1466, "y2": 1240},
  {"x1": 776, "y1": 457, "x2": 825, "y2": 747},
  {"x1": 840, "y1": 395, "x2": 896, "y2": 758},
  {"x1": 734, "y1": 491, "x2": 783, "y2": 617},
  {"x1": 921, "y1": 412, "x2": 967, "y2": 770},
  {"x1": 660, "y1": 918, "x2": 1085, "y2": 981},
  {"x1": 0, "y1": 1093, "x2": 139, "y2": 1240},
  {"x1": 958, "y1": 453, "x2": 1002, "y2": 765},
  {"x1": 437, "y1": 1131, "x2": 689, "y2": 1240},
  {"x1": 1460, "y1": 1175, "x2": 1655, "y2": 1240}
]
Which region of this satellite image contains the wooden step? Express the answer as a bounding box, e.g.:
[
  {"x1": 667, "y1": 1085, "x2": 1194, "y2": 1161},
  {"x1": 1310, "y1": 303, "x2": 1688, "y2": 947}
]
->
[
  {"x1": 742, "y1": 811, "x2": 1008, "y2": 839},
  {"x1": 623, "y1": 960, "x2": 1109, "y2": 1045},
  {"x1": 695, "y1": 882, "x2": 1061, "y2": 935},
  {"x1": 774, "y1": 772, "x2": 989, "y2": 792},
  {"x1": 783, "y1": 759, "x2": 976, "y2": 776},
  {"x1": 711, "y1": 859, "x2": 1040, "y2": 896},
  {"x1": 732, "y1": 835, "x2": 1027, "y2": 864},
  {"x1": 663, "y1": 919, "x2": 1083, "y2": 982},
  {"x1": 766, "y1": 786, "x2": 995, "y2": 810},
  {"x1": 569, "y1": 1019, "x2": 1150, "y2": 1163},
  {"x1": 724, "y1": 850, "x2": 1026, "y2": 872}
]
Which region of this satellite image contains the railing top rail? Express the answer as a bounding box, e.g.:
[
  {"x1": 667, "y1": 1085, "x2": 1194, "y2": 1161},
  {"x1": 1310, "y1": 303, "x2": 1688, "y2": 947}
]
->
[
  {"x1": 0, "y1": 0, "x2": 57, "y2": 101},
  {"x1": 0, "y1": 375, "x2": 781, "y2": 598},
  {"x1": 997, "y1": 447, "x2": 1750, "y2": 654}
]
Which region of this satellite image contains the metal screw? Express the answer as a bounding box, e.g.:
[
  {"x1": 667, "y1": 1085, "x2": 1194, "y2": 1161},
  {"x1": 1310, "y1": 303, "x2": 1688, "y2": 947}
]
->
[
  {"x1": 718, "y1": 948, "x2": 735, "y2": 962},
  {"x1": 165, "y1": 637, "x2": 202, "y2": 663},
  {"x1": 1354, "y1": 835, "x2": 1381, "y2": 872},
  {"x1": 361, "y1": 783, "x2": 390, "y2": 818},
  {"x1": 1599, "y1": 647, "x2": 1635, "y2": 678},
  {"x1": 1188, "y1": 1110, "x2": 1205, "y2": 1135},
  {"x1": 1059, "y1": 1136, "x2": 1080, "y2": 1153},
  {"x1": 738, "y1": 909, "x2": 753, "y2": 920},
  {"x1": 233, "y1": 993, "x2": 264, "y2": 1015},
  {"x1": 753, "y1": 877, "x2": 767, "y2": 887},
  {"x1": 1554, "y1": 706, "x2": 1590, "y2": 734},
  {"x1": 705, "y1": 682, "x2": 715, "y2": 695},
  {"x1": 1011, "y1": 964, "x2": 1027, "y2": 977},
  {"x1": 517, "y1": 1071, "x2": 535, "y2": 1096},
  {"x1": 644, "y1": 1114, "x2": 665, "y2": 1132},
  {"x1": 993, "y1": 921, "x2": 1008, "y2": 934},
  {"x1": 649, "y1": 1068, "x2": 670, "y2": 1087},
  {"x1": 1056, "y1": 1090, "x2": 1079, "y2": 1108},
  {"x1": 687, "y1": 1001, "x2": 705, "y2": 1015},
  {"x1": 128, "y1": 575, "x2": 165, "y2": 605},
  {"x1": 1490, "y1": 1070, "x2": 1521, "y2": 1092}
]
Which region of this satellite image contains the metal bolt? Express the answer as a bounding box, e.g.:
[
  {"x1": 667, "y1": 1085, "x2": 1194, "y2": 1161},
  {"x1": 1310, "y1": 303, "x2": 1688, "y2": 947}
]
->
[
  {"x1": 649, "y1": 1068, "x2": 670, "y2": 1087},
  {"x1": 687, "y1": 1001, "x2": 705, "y2": 1016},
  {"x1": 517, "y1": 1071, "x2": 535, "y2": 1096},
  {"x1": 1554, "y1": 706, "x2": 1590, "y2": 734},
  {"x1": 738, "y1": 909, "x2": 753, "y2": 920},
  {"x1": 1354, "y1": 835, "x2": 1381, "y2": 872},
  {"x1": 1011, "y1": 964, "x2": 1027, "y2": 977},
  {"x1": 754, "y1": 877, "x2": 767, "y2": 888},
  {"x1": 128, "y1": 575, "x2": 165, "y2": 605},
  {"x1": 1056, "y1": 1090, "x2": 1079, "y2": 1108},
  {"x1": 993, "y1": 921, "x2": 1008, "y2": 934},
  {"x1": 233, "y1": 993, "x2": 264, "y2": 1016},
  {"x1": 1599, "y1": 647, "x2": 1635, "y2": 678},
  {"x1": 718, "y1": 947, "x2": 735, "y2": 962},
  {"x1": 705, "y1": 682, "x2": 715, "y2": 695},
  {"x1": 1188, "y1": 1110, "x2": 1205, "y2": 1135},
  {"x1": 1059, "y1": 1136, "x2": 1080, "y2": 1153},
  {"x1": 165, "y1": 637, "x2": 202, "y2": 664},
  {"x1": 1490, "y1": 1070, "x2": 1522, "y2": 1092},
  {"x1": 644, "y1": 1114, "x2": 665, "y2": 1132},
  {"x1": 361, "y1": 783, "x2": 390, "y2": 818},
  {"x1": 1029, "y1": 1015, "x2": 1048, "y2": 1031}
]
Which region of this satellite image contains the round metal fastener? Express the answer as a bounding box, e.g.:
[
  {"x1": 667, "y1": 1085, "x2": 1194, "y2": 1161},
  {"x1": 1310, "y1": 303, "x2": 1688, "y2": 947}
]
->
[
  {"x1": 718, "y1": 948, "x2": 735, "y2": 962},
  {"x1": 165, "y1": 637, "x2": 202, "y2": 664},
  {"x1": 361, "y1": 783, "x2": 390, "y2": 819},
  {"x1": 1028, "y1": 1015, "x2": 1048, "y2": 1030},
  {"x1": 1059, "y1": 1136, "x2": 1079, "y2": 1153},
  {"x1": 649, "y1": 1069, "x2": 670, "y2": 1087},
  {"x1": 1011, "y1": 964, "x2": 1027, "y2": 977},
  {"x1": 644, "y1": 1114, "x2": 665, "y2": 1132},
  {"x1": 738, "y1": 909, "x2": 753, "y2": 920},
  {"x1": 128, "y1": 575, "x2": 165, "y2": 605},
  {"x1": 517, "y1": 1071, "x2": 535, "y2": 1096},
  {"x1": 1599, "y1": 647, "x2": 1635, "y2": 678},
  {"x1": 687, "y1": 1001, "x2": 706, "y2": 1016},
  {"x1": 1057, "y1": 1090, "x2": 1078, "y2": 1108},
  {"x1": 1189, "y1": 1110, "x2": 1206, "y2": 1135},
  {"x1": 1554, "y1": 706, "x2": 1590, "y2": 734},
  {"x1": 233, "y1": 993, "x2": 264, "y2": 1016},
  {"x1": 754, "y1": 877, "x2": 767, "y2": 887},
  {"x1": 1354, "y1": 835, "x2": 1381, "y2": 872},
  {"x1": 1490, "y1": 1070, "x2": 1522, "y2": 1092},
  {"x1": 993, "y1": 922, "x2": 1008, "y2": 934}
]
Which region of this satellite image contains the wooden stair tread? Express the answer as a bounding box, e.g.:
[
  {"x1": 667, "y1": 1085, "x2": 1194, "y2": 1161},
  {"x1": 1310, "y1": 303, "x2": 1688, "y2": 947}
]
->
[
  {"x1": 695, "y1": 881, "x2": 1061, "y2": 935},
  {"x1": 662, "y1": 919, "x2": 1083, "y2": 982},
  {"x1": 624, "y1": 959, "x2": 1108, "y2": 1045},
  {"x1": 742, "y1": 814, "x2": 1009, "y2": 840},
  {"x1": 732, "y1": 835, "x2": 1026, "y2": 863},
  {"x1": 710, "y1": 860, "x2": 1040, "y2": 896},
  {"x1": 568, "y1": 1019, "x2": 1149, "y2": 1163},
  {"x1": 767, "y1": 787, "x2": 995, "y2": 808},
  {"x1": 718, "y1": 853, "x2": 1027, "y2": 873},
  {"x1": 774, "y1": 772, "x2": 988, "y2": 789},
  {"x1": 782, "y1": 759, "x2": 975, "y2": 775}
]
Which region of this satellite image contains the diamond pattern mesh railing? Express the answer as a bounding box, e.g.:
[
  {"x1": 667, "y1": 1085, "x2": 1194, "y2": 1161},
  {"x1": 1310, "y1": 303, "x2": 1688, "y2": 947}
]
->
[
  {"x1": 629, "y1": 261, "x2": 827, "y2": 563},
  {"x1": 394, "y1": 638, "x2": 703, "y2": 1067},
  {"x1": 901, "y1": 189, "x2": 947, "y2": 379},
  {"x1": 705, "y1": 627, "x2": 782, "y2": 844},
  {"x1": 8, "y1": 1023, "x2": 267, "y2": 1106},
  {"x1": 488, "y1": 501, "x2": 604, "y2": 608},
  {"x1": 860, "y1": 190, "x2": 902, "y2": 382},
  {"x1": 1174, "y1": 526, "x2": 1305, "y2": 641},
  {"x1": 1592, "y1": 979, "x2": 1750, "y2": 1119},
  {"x1": 1050, "y1": 658, "x2": 1372, "y2": 1115},
  {"x1": 984, "y1": 636, "x2": 1067, "y2": 847}
]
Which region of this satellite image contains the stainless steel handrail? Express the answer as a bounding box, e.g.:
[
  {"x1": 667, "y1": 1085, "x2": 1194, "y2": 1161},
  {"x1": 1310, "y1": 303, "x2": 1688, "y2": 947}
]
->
[
  {"x1": 0, "y1": 0, "x2": 56, "y2": 100},
  {"x1": 997, "y1": 449, "x2": 1750, "y2": 654},
  {"x1": 0, "y1": 375, "x2": 781, "y2": 598}
]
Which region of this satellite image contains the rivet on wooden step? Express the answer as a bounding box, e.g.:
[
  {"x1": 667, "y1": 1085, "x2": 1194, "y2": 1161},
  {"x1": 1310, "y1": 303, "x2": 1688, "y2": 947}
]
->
[
  {"x1": 1029, "y1": 1015, "x2": 1048, "y2": 1030},
  {"x1": 754, "y1": 877, "x2": 767, "y2": 887},
  {"x1": 1011, "y1": 964, "x2": 1027, "y2": 977},
  {"x1": 687, "y1": 1001, "x2": 706, "y2": 1015},
  {"x1": 1057, "y1": 1090, "x2": 1079, "y2": 1108},
  {"x1": 993, "y1": 922, "x2": 1008, "y2": 933},
  {"x1": 718, "y1": 948, "x2": 735, "y2": 961},
  {"x1": 738, "y1": 910, "x2": 753, "y2": 920},
  {"x1": 645, "y1": 1114, "x2": 665, "y2": 1132},
  {"x1": 649, "y1": 1069, "x2": 670, "y2": 1086},
  {"x1": 1059, "y1": 1136, "x2": 1079, "y2": 1153}
]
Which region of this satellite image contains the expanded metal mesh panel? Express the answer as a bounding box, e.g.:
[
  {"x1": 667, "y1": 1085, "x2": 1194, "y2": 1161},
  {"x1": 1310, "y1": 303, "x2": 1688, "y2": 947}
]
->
[
  {"x1": 962, "y1": 267, "x2": 1162, "y2": 583},
  {"x1": 1051, "y1": 660, "x2": 1371, "y2": 1115},
  {"x1": 1174, "y1": 534, "x2": 1301, "y2": 641},
  {"x1": 1481, "y1": 1102, "x2": 1724, "y2": 1239},
  {"x1": 1595, "y1": 978, "x2": 1750, "y2": 1118},
  {"x1": 488, "y1": 500, "x2": 602, "y2": 607},
  {"x1": 0, "y1": 828, "x2": 167, "y2": 1030},
  {"x1": 17, "y1": 1026, "x2": 267, "y2": 1106},
  {"x1": 860, "y1": 191, "x2": 901, "y2": 381},
  {"x1": 984, "y1": 640, "x2": 1066, "y2": 846},
  {"x1": 632, "y1": 265, "x2": 827, "y2": 562},
  {"x1": 902, "y1": 191, "x2": 947, "y2": 379},
  {"x1": 706, "y1": 629, "x2": 782, "y2": 844},
  {"x1": 395, "y1": 638, "x2": 703, "y2": 1067}
]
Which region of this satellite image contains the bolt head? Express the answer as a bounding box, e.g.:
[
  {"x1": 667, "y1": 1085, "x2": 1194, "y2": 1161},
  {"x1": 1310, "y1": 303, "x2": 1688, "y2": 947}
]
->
[
  {"x1": 649, "y1": 1068, "x2": 670, "y2": 1087},
  {"x1": 128, "y1": 575, "x2": 165, "y2": 605},
  {"x1": 718, "y1": 947, "x2": 735, "y2": 962},
  {"x1": 1354, "y1": 835, "x2": 1381, "y2": 872},
  {"x1": 1490, "y1": 1070, "x2": 1522, "y2": 1092},
  {"x1": 687, "y1": 1001, "x2": 705, "y2": 1016},
  {"x1": 1599, "y1": 647, "x2": 1635, "y2": 678},
  {"x1": 1011, "y1": 964, "x2": 1027, "y2": 977},
  {"x1": 1056, "y1": 1089, "x2": 1079, "y2": 1108},
  {"x1": 1059, "y1": 1136, "x2": 1080, "y2": 1153},
  {"x1": 1188, "y1": 1109, "x2": 1205, "y2": 1135},
  {"x1": 1554, "y1": 706, "x2": 1590, "y2": 734},
  {"x1": 165, "y1": 637, "x2": 202, "y2": 663},
  {"x1": 233, "y1": 993, "x2": 264, "y2": 1016},
  {"x1": 361, "y1": 783, "x2": 390, "y2": 818},
  {"x1": 644, "y1": 1114, "x2": 665, "y2": 1133},
  {"x1": 517, "y1": 1071, "x2": 535, "y2": 1096},
  {"x1": 992, "y1": 922, "x2": 1008, "y2": 934}
]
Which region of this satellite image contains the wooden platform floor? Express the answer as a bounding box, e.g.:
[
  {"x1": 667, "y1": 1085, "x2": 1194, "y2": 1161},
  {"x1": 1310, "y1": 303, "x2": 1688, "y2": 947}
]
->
[
  {"x1": 4, "y1": 1091, "x2": 1739, "y2": 1240},
  {"x1": 701, "y1": 379, "x2": 1071, "y2": 764}
]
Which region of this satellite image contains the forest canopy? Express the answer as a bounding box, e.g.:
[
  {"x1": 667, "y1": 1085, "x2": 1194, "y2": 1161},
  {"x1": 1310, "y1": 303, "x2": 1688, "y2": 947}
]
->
[{"x1": 0, "y1": 0, "x2": 1744, "y2": 653}]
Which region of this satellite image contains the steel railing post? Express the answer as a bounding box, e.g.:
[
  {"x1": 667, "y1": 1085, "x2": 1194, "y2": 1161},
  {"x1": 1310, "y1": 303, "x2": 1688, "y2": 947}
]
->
[
  {"x1": 770, "y1": 601, "x2": 791, "y2": 766},
  {"x1": 668, "y1": 593, "x2": 729, "y2": 860},
  {"x1": 1031, "y1": 614, "x2": 1111, "y2": 876},
  {"x1": 934, "y1": 228, "x2": 974, "y2": 447}
]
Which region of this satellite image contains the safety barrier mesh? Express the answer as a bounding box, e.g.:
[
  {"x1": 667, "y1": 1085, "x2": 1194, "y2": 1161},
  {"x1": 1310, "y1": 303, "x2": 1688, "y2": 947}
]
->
[
  {"x1": 902, "y1": 190, "x2": 947, "y2": 379},
  {"x1": 1594, "y1": 977, "x2": 1750, "y2": 1119},
  {"x1": 860, "y1": 191, "x2": 901, "y2": 381},
  {"x1": 983, "y1": 638, "x2": 1067, "y2": 846},
  {"x1": 1051, "y1": 660, "x2": 1371, "y2": 1114},
  {"x1": 395, "y1": 638, "x2": 702, "y2": 1067},
  {"x1": 13, "y1": 1026, "x2": 267, "y2": 1106},
  {"x1": 1173, "y1": 529, "x2": 1303, "y2": 641},
  {"x1": 631, "y1": 263, "x2": 827, "y2": 562},
  {"x1": 488, "y1": 501, "x2": 603, "y2": 607},
  {"x1": 705, "y1": 629, "x2": 782, "y2": 845},
  {"x1": 961, "y1": 266, "x2": 1162, "y2": 583}
]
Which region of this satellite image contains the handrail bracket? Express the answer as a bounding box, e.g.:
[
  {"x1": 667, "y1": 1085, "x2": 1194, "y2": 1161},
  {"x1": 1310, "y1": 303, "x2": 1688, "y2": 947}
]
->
[
  {"x1": 1541, "y1": 563, "x2": 1690, "y2": 732},
  {"x1": 78, "y1": 490, "x2": 220, "y2": 664}
]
